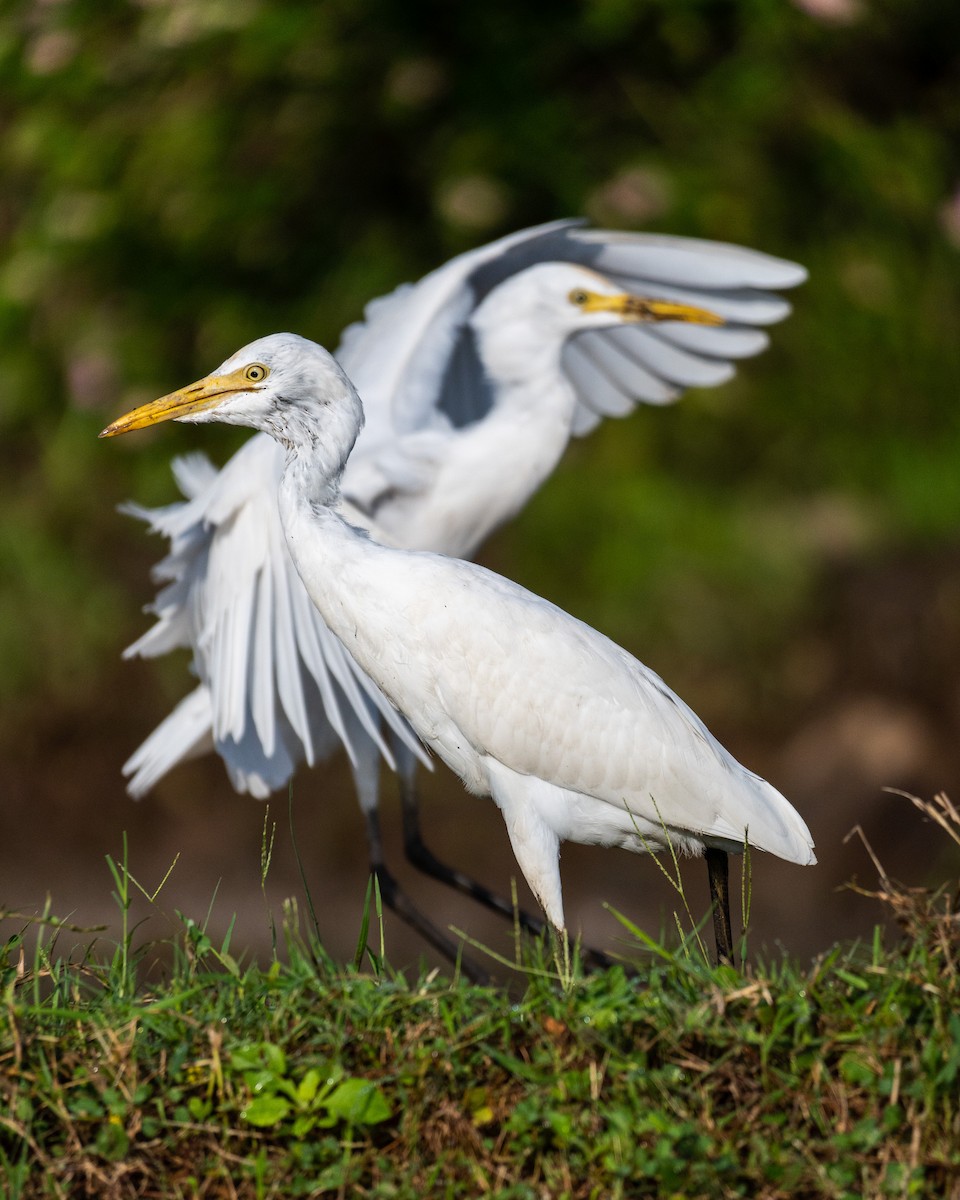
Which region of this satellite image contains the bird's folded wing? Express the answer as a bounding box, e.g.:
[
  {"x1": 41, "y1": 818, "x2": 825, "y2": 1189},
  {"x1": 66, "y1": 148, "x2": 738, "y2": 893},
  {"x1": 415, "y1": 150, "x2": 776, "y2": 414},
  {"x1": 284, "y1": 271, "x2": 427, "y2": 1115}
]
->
[
  {"x1": 123, "y1": 435, "x2": 427, "y2": 797},
  {"x1": 421, "y1": 561, "x2": 814, "y2": 865}
]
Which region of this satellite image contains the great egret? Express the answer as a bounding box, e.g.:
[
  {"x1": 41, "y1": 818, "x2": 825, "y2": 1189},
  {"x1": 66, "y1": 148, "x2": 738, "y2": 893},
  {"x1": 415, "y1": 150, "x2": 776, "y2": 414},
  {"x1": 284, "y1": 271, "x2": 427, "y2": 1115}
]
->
[
  {"x1": 102, "y1": 334, "x2": 817, "y2": 966},
  {"x1": 120, "y1": 222, "x2": 806, "y2": 957}
]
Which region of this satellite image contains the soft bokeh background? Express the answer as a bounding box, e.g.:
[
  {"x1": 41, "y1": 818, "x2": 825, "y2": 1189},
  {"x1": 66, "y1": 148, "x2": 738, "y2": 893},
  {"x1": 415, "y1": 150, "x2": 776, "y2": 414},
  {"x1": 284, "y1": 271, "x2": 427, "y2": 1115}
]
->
[{"x1": 2, "y1": 0, "x2": 959, "y2": 974}]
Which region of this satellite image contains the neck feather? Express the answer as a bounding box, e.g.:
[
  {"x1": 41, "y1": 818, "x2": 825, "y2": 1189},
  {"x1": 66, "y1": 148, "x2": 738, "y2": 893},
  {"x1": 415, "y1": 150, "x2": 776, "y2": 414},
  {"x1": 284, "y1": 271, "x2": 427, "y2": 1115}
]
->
[
  {"x1": 471, "y1": 317, "x2": 564, "y2": 391},
  {"x1": 263, "y1": 387, "x2": 363, "y2": 508}
]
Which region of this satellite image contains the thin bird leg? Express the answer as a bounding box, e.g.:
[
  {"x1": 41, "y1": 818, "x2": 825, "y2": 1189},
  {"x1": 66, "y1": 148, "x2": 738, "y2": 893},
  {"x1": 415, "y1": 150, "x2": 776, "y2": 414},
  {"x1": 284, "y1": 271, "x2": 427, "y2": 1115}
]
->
[
  {"x1": 399, "y1": 775, "x2": 545, "y2": 936},
  {"x1": 361, "y1": 808, "x2": 491, "y2": 986},
  {"x1": 399, "y1": 777, "x2": 616, "y2": 972},
  {"x1": 705, "y1": 847, "x2": 735, "y2": 967}
]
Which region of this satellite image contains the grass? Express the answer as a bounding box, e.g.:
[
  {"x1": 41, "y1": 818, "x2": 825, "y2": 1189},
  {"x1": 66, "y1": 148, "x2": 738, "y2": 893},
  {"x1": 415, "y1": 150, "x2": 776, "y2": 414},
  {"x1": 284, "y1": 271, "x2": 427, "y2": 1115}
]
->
[{"x1": 1, "y1": 797, "x2": 959, "y2": 1199}]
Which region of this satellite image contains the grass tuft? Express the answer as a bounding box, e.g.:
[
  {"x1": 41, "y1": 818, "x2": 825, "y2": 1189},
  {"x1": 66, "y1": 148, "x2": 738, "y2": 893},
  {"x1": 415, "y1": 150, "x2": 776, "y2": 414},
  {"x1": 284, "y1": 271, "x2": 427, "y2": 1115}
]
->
[{"x1": 1, "y1": 795, "x2": 959, "y2": 1197}]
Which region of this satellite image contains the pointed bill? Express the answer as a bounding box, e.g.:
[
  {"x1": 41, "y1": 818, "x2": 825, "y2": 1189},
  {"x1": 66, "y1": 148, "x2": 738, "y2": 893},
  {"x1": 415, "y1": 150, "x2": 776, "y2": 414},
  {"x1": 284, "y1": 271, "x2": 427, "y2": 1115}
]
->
[
  {"x1": 99, "y1": 366, "x2": 263, "y2": 438},
  {"x1": 582, "y1": 293, "x2": 724, "y2": 326}
]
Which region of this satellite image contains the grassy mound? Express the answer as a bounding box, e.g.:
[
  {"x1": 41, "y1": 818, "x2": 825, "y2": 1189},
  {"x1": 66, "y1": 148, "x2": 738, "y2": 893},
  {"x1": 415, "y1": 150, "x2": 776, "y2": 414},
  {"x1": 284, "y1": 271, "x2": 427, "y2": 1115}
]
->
[{"x1": 2, "y1": 795, "x2": 958, "y2": 1198}]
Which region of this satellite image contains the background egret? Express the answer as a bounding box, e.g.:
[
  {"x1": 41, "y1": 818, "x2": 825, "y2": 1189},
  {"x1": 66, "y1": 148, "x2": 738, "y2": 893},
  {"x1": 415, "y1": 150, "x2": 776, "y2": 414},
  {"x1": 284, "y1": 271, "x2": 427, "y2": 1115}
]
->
[
  {"x1": 102, "y1": 333, "x2": 817, "y2": 965},
  {"x1": 120, "y1": 223, "x2": 805, "y2": 954}
]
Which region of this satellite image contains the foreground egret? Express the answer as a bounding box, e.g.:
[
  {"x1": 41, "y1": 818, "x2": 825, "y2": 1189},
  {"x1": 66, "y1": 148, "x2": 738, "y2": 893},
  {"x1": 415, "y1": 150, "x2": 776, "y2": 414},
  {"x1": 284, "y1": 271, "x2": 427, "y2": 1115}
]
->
[
  {"x1": 102, "y1": 334, "x2": 817, "y2": 964},
  {"x1": 120, "y1": 223, "x2": 806, "y2": 954}
]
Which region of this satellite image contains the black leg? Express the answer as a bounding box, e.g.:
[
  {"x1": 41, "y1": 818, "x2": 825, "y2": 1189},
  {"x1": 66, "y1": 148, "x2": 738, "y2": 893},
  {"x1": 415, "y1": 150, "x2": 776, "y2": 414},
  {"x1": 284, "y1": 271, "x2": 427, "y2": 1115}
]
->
[
  {"x1": 399, "y1": 776, "x2": 544, "y2": 935},
  {"x1": 705, "y1": 847, "x2": 735, "y2": 967},
  {"x1": 361, "y1": 808, "x2": 491, "y2": 985},
  {"x1": 399, "y1": 777, "x2": 616, "y2": 972}
]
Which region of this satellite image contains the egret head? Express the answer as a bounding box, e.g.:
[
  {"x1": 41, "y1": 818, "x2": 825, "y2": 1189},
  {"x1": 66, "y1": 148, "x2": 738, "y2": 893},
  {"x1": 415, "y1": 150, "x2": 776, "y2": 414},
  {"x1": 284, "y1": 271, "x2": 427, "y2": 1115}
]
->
[
  {"x1": 473, "y1": 262, "x2": 723, "y2": 341},
  {"x1": 100, "y1": 333, "x2": 365, "y2": 456}
]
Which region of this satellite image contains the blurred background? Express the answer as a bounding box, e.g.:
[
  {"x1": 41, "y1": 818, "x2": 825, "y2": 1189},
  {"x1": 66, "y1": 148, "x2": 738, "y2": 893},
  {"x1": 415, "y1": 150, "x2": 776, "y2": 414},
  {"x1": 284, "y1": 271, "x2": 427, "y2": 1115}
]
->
[{"x1": 2, "y1": 0, "x2": 959, "y2": 975}]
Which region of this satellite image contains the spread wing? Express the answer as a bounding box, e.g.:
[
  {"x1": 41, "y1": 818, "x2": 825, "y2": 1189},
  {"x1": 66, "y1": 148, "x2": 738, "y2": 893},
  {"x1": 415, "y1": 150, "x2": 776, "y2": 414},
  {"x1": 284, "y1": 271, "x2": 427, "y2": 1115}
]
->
[
  {"x1": 122, "y1": 437, "x2": 428, "y2": 798},
  {"x1": 340, "y1": 223, "x2": 805, "y2": 477}
]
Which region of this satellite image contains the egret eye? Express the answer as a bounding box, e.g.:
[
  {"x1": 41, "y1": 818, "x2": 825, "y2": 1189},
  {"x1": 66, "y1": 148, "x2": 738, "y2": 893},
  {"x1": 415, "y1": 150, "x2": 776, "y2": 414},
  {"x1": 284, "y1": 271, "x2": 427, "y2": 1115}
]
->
[
  {"x1": 568, "y1": 289, "x2": 590, "y2": 306},
  {"x1": 244, "y1": 363, "x2": 269, "y2": 384}
]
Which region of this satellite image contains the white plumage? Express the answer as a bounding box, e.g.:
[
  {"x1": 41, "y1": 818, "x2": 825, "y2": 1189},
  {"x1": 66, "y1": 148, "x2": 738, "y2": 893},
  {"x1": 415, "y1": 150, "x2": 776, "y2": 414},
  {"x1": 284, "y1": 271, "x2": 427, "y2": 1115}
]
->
[
  {"x1": 119, "y1": 225, "x2": 806, "y2": 913},
  {"x1": 102, "y1": 334, "x2": 816, "y2": 956}
]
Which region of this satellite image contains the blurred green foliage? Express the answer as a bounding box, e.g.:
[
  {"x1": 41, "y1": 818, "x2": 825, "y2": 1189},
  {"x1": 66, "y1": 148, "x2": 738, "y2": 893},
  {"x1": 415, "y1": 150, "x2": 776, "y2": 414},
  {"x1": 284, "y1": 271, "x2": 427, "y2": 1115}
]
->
[{"x1": 1, "y1": 0, "x2": 959, "y2": 721}]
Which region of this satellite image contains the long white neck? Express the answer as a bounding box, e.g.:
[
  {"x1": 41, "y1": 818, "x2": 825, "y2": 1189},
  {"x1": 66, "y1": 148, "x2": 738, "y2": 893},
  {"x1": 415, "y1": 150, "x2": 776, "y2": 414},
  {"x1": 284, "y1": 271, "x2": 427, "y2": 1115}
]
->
[
  {"x1": 278, "y1": 465, "x2": 368, "y2": 632},
  {"x1": 276, "y1": 459, "x2": 439, "y2": 716},
  {"x1": 442, "y1": 368, "x2": 577, "y2": 553},
  {"x1": 444, "y1": 309, "x2": 581, "y2": 547},
  {"x1": 472, "y1": 312, "x2": 567, "y2": 391},
  {"x1": 270, "y1": 381, "x2": 364, "y2": 509},
  {"x1": 281, "y1": 436, "x2": 344, "y2": 509},
  {"x1": 371, "y1": 333, "x2": 578, "y2": 558}
]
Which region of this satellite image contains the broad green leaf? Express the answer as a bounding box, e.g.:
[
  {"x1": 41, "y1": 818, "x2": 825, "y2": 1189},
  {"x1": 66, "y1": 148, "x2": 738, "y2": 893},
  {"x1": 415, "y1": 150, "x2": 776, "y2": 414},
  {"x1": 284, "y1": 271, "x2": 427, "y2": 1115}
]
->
[
  {"x1": 297, "y1": 1068, "x2": 322, "y2": 1105},
  {"x1": 324, "y1": 1078, "x2": 391, "y2": 1126},
  {"x1": 242, "y1": 1094, "x2": 292, "y2": 1127}
]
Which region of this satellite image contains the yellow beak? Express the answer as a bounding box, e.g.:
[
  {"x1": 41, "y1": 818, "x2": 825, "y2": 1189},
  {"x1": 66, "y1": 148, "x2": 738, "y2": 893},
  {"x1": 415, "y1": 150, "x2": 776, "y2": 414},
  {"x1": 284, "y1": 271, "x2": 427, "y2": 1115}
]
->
[
  {"x1": 582, "y1": 293, "x2": 724, "y2": 326},
  {"x1": 99, "y1": 366, "x2": 262, "y2": 438}
]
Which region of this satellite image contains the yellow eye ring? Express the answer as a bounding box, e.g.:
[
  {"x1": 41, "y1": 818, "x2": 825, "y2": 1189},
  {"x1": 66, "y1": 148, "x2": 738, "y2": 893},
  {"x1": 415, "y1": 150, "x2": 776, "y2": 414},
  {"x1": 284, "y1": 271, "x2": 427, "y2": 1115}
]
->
[
  {"x1": 244, "y1": 363, "x2": 269, "y2": 383},
  {"x1": 568, "y1": 288, "x2": 590, "y2": 306}
]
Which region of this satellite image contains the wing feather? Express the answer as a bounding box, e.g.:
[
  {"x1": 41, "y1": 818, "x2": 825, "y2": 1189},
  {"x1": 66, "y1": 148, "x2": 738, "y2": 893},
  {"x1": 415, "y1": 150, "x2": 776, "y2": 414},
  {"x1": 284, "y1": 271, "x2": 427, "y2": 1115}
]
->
[
  {"x1": 561, "y1": 341, "x2": 641, "y2": 418},
  {"x1": 122, "y1": 433, "x2": 427, "y2": 797},
  {"x1": 603, "y1": 326, "x2": 736, "y2": 389},
  {"x1": 570, "y1": 404, "x2": 602, "y2": 436},
  {"x1": 652, "y1": 321, "x2": 770, "y2": 359},
  {"x1": 568, "y1": 333, "x2": 680, "y2": 408},
  {"x1": 575, "y1": 230, "x2": 808, "y2": 290},
  {"x1": 251, "y1": 541, "x2": 276, "y2": 756},
  {"x1": 124, "y1": 686, "x2": 215, "y2": 799}
]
